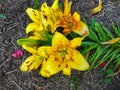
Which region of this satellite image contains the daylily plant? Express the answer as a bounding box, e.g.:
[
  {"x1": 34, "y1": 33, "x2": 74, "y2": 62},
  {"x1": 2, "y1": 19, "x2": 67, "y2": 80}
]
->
[{"x1": 18, "y1": 0, "x2": 90, "y2": 77}]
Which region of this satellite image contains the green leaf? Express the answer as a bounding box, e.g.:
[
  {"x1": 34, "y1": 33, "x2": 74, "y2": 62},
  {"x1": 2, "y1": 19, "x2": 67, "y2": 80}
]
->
[
  {"x1": 95, "y1": 48, "x2": 114, "y2": 68},
  {"x1": 94, "y1": 22, "x2": 106, "y2": 41},
  {"x1": 82, "y1": 43, "x2": 99, "y2": 55},
  {"x1": 0, "y1": 14, "x2": 7, "y2": 19},
  {"x1": 106, "y1": 69, "x2": 114, "y2": 77},
  {"x1": 115, "y1": 58, "x2": 120, "y2": 69},
  {"x1": 101, "y1": 25, "x2": 114, "y2": 39},
  {"x1": 82, "y1": 42, "x2": 96, "y2": 46},
  {"x1": 103, "y1": 77, "x2": 112, "y2": 83},
  {"x1": 81, "y1": 16, "x2": 88, "y2": 25},
  {"x1": 17, "y1": 38, "x2": 41, "y2": 46},
  {"x1": 102, "y1": 49, "x2": 120, "y2": 70},
  {"x1": 34, "y1": 0, "x2": 39, "y2": 9},
  {"x1": 89, "y1": 46, "x2": 103, "y2": 70},
  {"x1": 88, "y1": 28, "x2": 100, "y2": 42},
  {"x1": 112, "y1": 25, "x2": 120, "y2": 37}
]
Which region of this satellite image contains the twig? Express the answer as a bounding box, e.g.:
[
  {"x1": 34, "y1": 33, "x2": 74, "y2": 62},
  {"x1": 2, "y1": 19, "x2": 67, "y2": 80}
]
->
[
  {"x1": 11, "y1": 37, "x2": 18, "y2": 49},
  {"x1": 106, "y1": 70, "x2": 120, "y2": 77},
  {"x1": 12, "y1": 81, "x2": 23, "y2": 90},
  {"x1": 104, "y1": 1, "x2": 120, "y2": 7},
  {"x1": 0, "y1": 48, "x2": 6, "y2": 52},
  {"x1": 89, "y1": 71, "x2": 94, "y2": 81},
  {"x1": 6, "y1": 69, "x2": 18, "y2": 75},
  {"x1": 7, "y1": 23, "x2": 20, "y2": 30},
  {"x1": 101, "y1": 83, "x2": 108, "y2": 90},
  {"x1": 0, "y1": 56, "x2": 11, "y2": 67},
  {"x1": 85, "y1": 51, "x2": 90, "y2": 60}
]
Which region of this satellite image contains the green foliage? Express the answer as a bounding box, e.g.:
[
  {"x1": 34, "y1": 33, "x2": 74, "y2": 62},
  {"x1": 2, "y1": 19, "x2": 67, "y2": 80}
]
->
[
  {"x1": 34, "y1": 0, "x2": 39, "y2": 9},
  {"x1": 81, "y1": 19, "x2": 120, "y2": 80},
  {"x1": 0, "y1": 14, "x2": 7, "y2": 19},
  {"x1": 103, "y1": 69, "x2": 114, "y2": 83},
  {"x1": 17, "y1": 32, "x2": 52, "y2": 46},
  {"x1": 17, "y1": 38, "x2": 41, "y2": 46},
  {"x1": 70, "y1": 76, "x2": 81, "y2": 90}
]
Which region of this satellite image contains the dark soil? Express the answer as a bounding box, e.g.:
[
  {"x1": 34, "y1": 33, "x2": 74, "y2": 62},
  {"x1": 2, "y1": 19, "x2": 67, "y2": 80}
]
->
[{"x1": 0, "y1": 0, "x2": 120, "y2": 90}]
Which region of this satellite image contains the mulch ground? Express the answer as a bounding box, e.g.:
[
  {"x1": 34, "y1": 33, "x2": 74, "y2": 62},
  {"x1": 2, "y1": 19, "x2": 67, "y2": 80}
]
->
[{"x1": 0, "y1": 0, "x2": 120, "y2": 90}]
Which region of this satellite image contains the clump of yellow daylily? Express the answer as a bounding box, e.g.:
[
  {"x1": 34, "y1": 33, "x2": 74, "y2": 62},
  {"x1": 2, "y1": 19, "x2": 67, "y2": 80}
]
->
[
  {"x1": 19, "y1": 0, "x2": 90, "y2": 77},
  {"x1": 40, "y1": 32, "x2": 90, "y2": 77},
  {"x1": 20, "y1": 32, "x2": 90, "y2": 77},
  {"x1": 26, "y1": 0, "x2": 89, "y2": 37}
]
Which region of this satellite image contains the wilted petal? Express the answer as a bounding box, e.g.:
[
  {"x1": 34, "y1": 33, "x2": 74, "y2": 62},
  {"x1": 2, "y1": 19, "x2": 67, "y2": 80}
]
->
[
  {"x1": 91, "y1": 0, "x2": 102, "y2": 14},
  {"x1": 26, "y1": 8, "x2": 40, "y2": 23},
  {"x1": 101, "y1": 38, "x2": 120, "y2": 44},
  {"x1": 71, "y1": 50, "x2": 90, "y2": 70},
  {"x1": 52, "y1": 32, "x2": 69, "y2": 48},
  {"x1": 73, "y1": 21, "x2": 89, "y2": 36},
  {"x1": 20, "y1": 55, "x2": 42, "y2": 71},
  {"x1": 40, "y1": 55, "x2": 61, "y2": 77},
  {"x1": 70, "y1": 37, "x2": 84, "y2": 49},
  {"x1": 12, "y1": 50, "x2": 23, "y2": 59}
]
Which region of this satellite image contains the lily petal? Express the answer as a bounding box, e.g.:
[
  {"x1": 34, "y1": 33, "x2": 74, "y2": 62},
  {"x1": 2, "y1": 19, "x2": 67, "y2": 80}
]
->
[
  {"x1": 73, "y1": 12, "x2": 81, "y2": 22},
  {"x1": 20, "y1": 55, "x2": 42, "y2": 71},
  {"x1": 41, "y1": 2, "x2": 51, "y2": 16},
  {"x1": 38, "y1": 46, "x2": 52, "y2": 57},
  {"x1": 22, "y1": 45, "x2": 37, "y2": 54},
  {"x1": 26, "y1": 23, "x2": 43, "y2": 33},
  {"x1": 40, "y1": 55, "x2": 61, "y2": 77},
  {"x1": 73, "y1": 21, "x2": 89, "y2": 36},
  {"x1": 52, "y1": 32, "x2": 69, "y2": 48},
  {"x1": 26, "y1": 8, "x2": 40, "y2": 23},
  {"x1": 64, "y1": 0, "x2": 72, "y2": 16},
  {"x1": 51, "y1": 0, "x2": 59, "y2": 10},
  {"x1": 63, "y1": 64, "x2": 71, "y2": 76},
  {"x1": 70, "y1": 37, "x2": 84, "y2": 49},
  {"x1": 71, "y1": 50, "x2": 90, "y2": 70}
]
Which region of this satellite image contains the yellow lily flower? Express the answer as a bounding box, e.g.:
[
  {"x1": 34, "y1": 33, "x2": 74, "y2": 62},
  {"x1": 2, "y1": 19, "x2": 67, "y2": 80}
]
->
[
  {"x1": 20, "y1": 46, "x2": 50, "y2": 72},
  {"x1": 40, "y1": 32, "x2": 90, "y2": 77},
  {"x1": 40, "y1": 0, "x2": 62, "y2": 31},
  {"x1": 52, "y1": 0, "x2": 89, "y2": 37},
  {"x1": 26, "y1": 8, "x2": 44, "y2": 33},
  {"x1": 20, "y1": 55, "x2": 42, "y2": 71},
  {"x1": 26, "y1": 0, "x2": 62, "y2": 33}
]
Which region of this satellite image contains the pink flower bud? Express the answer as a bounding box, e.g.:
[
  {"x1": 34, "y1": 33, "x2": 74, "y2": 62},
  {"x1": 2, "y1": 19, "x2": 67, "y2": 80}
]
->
[{"x1": 12, "y1": 50, "x2": 23, "y2": 59}]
